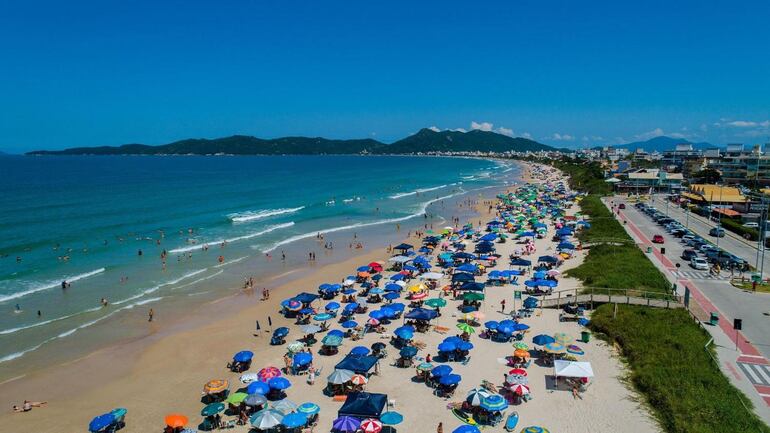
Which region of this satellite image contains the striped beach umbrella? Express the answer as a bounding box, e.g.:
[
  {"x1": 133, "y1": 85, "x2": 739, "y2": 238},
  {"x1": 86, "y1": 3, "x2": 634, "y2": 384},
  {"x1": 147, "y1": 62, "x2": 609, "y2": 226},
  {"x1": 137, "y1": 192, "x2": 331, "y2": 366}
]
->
[
  {"x1": 350, "y1": 374, "x2": 368, "y2": 385},
  {"x1": 250, "y1": 408, "x2": 285, "y2": 429},
  {"x1": 480, "y1": 394, "x2": 508, "y2": 411},
  {"x1": 203, "y1": 379, "x2": 229, "y2": 394},
  {"x1": 466, "y1": 388, "x2": 491, "y2": 406},
  {"x1": 509, "y1": 383, "x2": 530, "y2": 395},
  {"x1": 297, "y1": 402, "x2": 320, "y2": 415},
  {"x1": 543, "y1": 342, "x2": 566, "y2": 354},
  {"x1": 258, "y1": 366, "x2": 282, "y2": 382},
  {"x1": 360, "y1": 418, "x2": 383, "y2": 433}
]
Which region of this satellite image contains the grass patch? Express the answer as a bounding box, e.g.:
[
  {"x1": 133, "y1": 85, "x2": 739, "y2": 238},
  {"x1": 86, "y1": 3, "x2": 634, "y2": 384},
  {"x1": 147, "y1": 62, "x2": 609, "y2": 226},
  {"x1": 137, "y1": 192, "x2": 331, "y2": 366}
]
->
[
  {"x1": 591, "y1": 304, "x2": 770, "y2": 433},
  {"x1": 731, "y1": 279, "x2": 770, "y2": 293},
  {"x1": 576, "y1": 195, "x2": 630, "y2": 244},
  {"x1": 566, "y1": 243, "x2": 671, "y2": 294}
]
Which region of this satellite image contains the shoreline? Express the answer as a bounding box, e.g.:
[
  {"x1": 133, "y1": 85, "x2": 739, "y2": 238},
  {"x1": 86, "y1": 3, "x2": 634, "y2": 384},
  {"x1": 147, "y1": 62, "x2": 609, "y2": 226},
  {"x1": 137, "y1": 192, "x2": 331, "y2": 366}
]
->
[{"x1": 0, "y1": 161, "x2": 523, "y2": 408}]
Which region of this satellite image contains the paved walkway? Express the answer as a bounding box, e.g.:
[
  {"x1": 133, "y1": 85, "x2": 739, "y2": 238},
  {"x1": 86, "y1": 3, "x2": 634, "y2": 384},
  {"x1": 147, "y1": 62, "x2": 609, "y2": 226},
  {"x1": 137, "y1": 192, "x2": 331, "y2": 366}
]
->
[{"x1": 607, "y1": 196, "x2": 770, "y2": 422}]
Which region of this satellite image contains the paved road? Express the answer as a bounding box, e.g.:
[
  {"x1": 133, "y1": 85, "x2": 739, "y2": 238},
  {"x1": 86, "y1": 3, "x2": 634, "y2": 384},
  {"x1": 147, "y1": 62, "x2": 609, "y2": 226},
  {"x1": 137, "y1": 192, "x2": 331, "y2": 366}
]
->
[
  {"x1": 646, "y1": 193, "x2": 770, "y2": 276},
  {"x1": 611, "y1": 195, "x2": 770, "y2": 359}
]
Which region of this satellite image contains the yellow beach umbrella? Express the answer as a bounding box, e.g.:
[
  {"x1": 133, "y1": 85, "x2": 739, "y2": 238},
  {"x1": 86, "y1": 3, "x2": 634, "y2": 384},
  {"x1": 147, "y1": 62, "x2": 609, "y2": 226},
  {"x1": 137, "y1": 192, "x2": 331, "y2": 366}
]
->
[{"x1": 203, "y1": 379, "x2": 229, "y2": 394}]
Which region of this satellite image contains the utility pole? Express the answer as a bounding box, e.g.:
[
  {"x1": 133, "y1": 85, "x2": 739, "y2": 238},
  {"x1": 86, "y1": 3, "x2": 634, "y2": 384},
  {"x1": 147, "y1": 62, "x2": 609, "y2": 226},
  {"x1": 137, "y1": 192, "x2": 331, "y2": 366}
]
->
[{"x1": 716, "y1": 184, "x2": 724, "y2": 250}]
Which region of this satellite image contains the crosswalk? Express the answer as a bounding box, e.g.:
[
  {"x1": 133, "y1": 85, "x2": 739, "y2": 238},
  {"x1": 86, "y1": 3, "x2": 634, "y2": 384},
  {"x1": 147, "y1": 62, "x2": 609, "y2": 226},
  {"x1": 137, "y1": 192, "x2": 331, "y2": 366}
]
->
[
  {"x1": 674, "y1": 270, "x2": 731, "y2": 280},
  {"x1": 738, "y1": 362, "x2": 770, "y2": 386}
]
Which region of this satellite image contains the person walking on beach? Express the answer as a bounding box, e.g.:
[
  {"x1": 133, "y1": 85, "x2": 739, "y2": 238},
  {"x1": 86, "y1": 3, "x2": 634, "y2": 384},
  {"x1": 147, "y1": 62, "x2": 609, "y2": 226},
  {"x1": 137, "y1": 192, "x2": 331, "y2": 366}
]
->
[
  {"x1": 437, "y1": 422, "x2": 443, "y2": 433},
  {"x1": 148, "y1": 308, "x2": 154, "y2": 322},
  {"x1": 500, "y1": 299, "x2": 506, "y2": 313}
]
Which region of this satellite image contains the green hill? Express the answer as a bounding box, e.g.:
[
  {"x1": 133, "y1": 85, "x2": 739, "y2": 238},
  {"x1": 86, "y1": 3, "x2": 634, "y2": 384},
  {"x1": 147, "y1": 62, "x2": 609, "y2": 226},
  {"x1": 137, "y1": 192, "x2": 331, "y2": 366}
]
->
[{"x1": 27, "y1": 129, "x2": 556, "y2": 155}]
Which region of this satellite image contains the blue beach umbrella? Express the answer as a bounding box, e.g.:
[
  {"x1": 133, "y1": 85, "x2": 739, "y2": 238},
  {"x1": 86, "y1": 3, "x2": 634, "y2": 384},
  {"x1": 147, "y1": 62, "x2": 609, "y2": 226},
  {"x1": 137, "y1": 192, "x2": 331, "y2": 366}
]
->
[
  {"x1": 510, "y1": 258, "x2": 532, "y2": 266},
  {"x1": 327, "y1": 329, "x2": 345, "y2": 338},
  {"x1": 440, "y1": 374, "x2": 462, "y2": 385},
  {"x1": 380, "y1": 411, "x2": 404, "y2": 425},
  {"x1": 268, "y1": 377, "x2": 291, "y2": 390},
  {"x1": 293, "y1": 352, "x2": 312, "y2": 366},
  {"x1": 342, "y1": 288, "x2": 357, "y2": 295},
  {"x1": 233, "y1": 351, "x2": 254, "y2": 362},
  {"x1": 341, "y1": 320, "x2": 358, "y2": 329},
  {"x1": 297, "y1": 402, "x2": 320, "y2": 415},
  {"x1": 532, "y1": 334, "x2": 555, "y2": 346},
  {"x1": 89, "y1": 413, "x2": 115, "y2": 432},
  {"x1": 357, "y1": 266, "x2": 370, "y2": 272},
  {"x1": 431, "y1": 365, "x2": 453, "y2": 377},
  {"x1": 438, "y1": 341, "x2": 457, "y2": 352},
  {"x1": 400, "y1": 346, "x2": 418, "y2": 358},
  {"x1": 273, "y1": 327, "x2": 290, "y2": 338},
  {"x1": 385, "y1": 283, "x2": 402, "y2": 292},
  {"x1": 247, "y1": 381, "x2": 270, "y2": 395},
  {"x1": 325, "y1": 302, "x2": 341, "y2": 311},
  {"x1": 513, "y1": 323, "x2": 530, "y2": 331},
  {"x1": 457, "y1": 341, "x2": 474, "y2": 351},
  {"x1": 313, "y1": 313, "x2": 334, "y2": 321},
  {"x1": 384, "y1": 292, "x2": 400, "y2": 300},
  {"x1": 480, "y1": 394, "x2": 508, "y2": 411},
  {"x1": 282, "y1": 412, "x2": 308, "y2": 428},
  {"x1": 333, "y1": 416, "x2": 361, "y2": 432},
  {"x1": 484, "y1": 320, "x2": 499, "y2": 330},
  {"x1": 350, "y1": 346, "x2": 370, "y2": 356},
  {"x1": 369, "y1": 287, "x2": 384, "y2": 295},
  {"x1": 394, "y1": 327, "x2": 414, "y2": 341},
  {"x1": 369, "y1": 310, "x2": 385, "y2": 320}
]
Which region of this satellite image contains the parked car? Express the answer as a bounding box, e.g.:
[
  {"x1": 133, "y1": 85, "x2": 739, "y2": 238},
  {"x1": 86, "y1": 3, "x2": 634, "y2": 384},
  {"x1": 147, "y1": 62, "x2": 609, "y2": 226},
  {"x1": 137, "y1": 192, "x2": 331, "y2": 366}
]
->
[
  {"x1": 652, "y1": 234, "x2": 665, "y2": 244},
  {"x1": 618, "y1": 203, "x2": 626, "y2": 209},
  {"x1": 691, "y1": 257, "x2": 710, "y2": 270},
  {"x1": 681, "y1": 249, "x2": 698, "y2": 261},
  {"x1": 744, "y1": 222, "x2": 759, "y2": 228},
  {"x1": 681, "y1": 235, "x2": 695, "y2": 243},
  {"x1": 709, "y1": 227, "x2": 726, "y2": 237}
]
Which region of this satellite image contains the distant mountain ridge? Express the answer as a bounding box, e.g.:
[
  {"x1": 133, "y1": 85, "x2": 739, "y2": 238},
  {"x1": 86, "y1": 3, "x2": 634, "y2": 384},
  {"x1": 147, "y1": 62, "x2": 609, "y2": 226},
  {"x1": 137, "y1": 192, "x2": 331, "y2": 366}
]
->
[
  {"x1": 27, "y1": 128, "x2": 556, "y2": 156},
  {"x1": 607, "y1": 136, "x2": 721, "y2": 153}
]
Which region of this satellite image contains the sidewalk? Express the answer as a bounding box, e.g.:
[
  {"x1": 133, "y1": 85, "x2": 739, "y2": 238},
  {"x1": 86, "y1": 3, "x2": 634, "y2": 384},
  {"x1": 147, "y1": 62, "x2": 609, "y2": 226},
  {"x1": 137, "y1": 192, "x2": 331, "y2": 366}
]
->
[{"x1": 604, "y1": 197, "x2": 770, "y2": 423}]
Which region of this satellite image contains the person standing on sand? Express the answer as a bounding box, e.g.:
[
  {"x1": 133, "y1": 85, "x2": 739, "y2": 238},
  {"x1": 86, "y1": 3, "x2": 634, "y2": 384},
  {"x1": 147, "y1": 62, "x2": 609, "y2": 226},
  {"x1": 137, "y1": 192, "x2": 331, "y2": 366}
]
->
[
  {"x1": 148, "y1": 309, "x2": 154, "y2": 322},
  {"x1": 437, "y1": 422, "x2": 443, "y2": 433},
  {"x1": 500, "y1": 299, "x2": 506, "y2": 313}
]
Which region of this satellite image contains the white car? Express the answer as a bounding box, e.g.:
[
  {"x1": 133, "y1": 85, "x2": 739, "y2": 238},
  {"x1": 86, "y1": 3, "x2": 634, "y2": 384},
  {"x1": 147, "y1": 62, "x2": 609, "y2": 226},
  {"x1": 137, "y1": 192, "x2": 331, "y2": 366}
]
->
[
  {"x1": 743, "y1": 222, "x2": 759, "y2": 228},
  {"x1": 690, "y1": 257, "x2": 709, "y2": 270}
]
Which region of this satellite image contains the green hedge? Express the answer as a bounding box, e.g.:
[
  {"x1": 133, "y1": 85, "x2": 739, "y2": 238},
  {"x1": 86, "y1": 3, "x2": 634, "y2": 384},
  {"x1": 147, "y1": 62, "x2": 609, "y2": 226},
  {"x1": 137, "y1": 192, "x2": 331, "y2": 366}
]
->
[
  {"x1": 591, "y1": 305, "x2": 770, "y2": 433},
  {"x1": 720, "y1": 218, "x2": 759, "y2": 241}
]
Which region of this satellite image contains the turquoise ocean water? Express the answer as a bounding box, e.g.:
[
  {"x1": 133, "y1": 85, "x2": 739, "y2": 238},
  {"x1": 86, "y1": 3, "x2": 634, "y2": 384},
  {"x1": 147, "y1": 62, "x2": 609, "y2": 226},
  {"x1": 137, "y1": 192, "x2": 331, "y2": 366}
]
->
[{"x1": 0, "y1": 155, "x2": 519, "y2": 371}]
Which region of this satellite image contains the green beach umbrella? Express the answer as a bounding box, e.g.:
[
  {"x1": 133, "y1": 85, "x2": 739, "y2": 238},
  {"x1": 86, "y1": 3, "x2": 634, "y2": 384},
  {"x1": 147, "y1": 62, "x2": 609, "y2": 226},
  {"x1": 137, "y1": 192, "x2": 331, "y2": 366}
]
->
[
  {"x1": 201, "y1": 402, "x2": 225, "y2": 417},
  {"x1": 425, "y1": 298, "x2": 447, "y2": 308},
  {"x1": 513, "y1": 342, "x2": 529, "y2": 351},
  {"x1": 226, "y1": 392, "x2": 248, "y2": 405},
  {"x1": 457, "y1": 323, "x2": 475, "y2": 334},
  {"x1": 463, "y1": 292, "x2": 485, "y2": 301}
]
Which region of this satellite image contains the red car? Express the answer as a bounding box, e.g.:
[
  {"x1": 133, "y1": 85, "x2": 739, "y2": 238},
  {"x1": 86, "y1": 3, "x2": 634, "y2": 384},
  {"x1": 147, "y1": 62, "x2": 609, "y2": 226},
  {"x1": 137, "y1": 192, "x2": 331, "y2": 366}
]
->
[
  {"x1": 652, "y1": 235, "x2": 664, "y2": 244},
  {"x1": 618, "y1": 203, "x2": 626, "y2": 209}
]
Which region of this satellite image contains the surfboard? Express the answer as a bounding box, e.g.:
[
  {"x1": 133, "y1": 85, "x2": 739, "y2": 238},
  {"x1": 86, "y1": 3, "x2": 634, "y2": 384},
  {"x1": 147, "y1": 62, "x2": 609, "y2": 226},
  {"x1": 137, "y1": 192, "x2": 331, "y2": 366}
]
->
[{"x1": 451, "y1": 408, "x2": 478, "y2": 426}]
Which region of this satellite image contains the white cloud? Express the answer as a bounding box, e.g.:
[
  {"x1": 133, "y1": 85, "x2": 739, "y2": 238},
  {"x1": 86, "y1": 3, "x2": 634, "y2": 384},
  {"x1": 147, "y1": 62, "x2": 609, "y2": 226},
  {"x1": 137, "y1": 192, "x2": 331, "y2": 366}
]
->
[
  {"x1": 470, "y1": 121, "x2": 494, "y2": 132},
  {"x1": 451, "y1": 128, "x2": 467, "y2": 133},
  {"x1": 521, "y1": 132, "x2": 532, "y2": 139},
  {"x1": 633, "y1": 128, "x2": 665, "y2": 141},
  {"x1": 727, "y1": 120, "x2": 758, "y2": 127},
  {"x1": 497, "y1": 127, "x2": 514, "y2": 137},
  {"x1": 550, "y1": 133, "x2": 575, "y2": 141},
  {"x1": 427, "y1": 126, "x2": 441, "y2": 132},
  {"x1": 669, "y1": 132, "x2": 687, "y2": 139}
]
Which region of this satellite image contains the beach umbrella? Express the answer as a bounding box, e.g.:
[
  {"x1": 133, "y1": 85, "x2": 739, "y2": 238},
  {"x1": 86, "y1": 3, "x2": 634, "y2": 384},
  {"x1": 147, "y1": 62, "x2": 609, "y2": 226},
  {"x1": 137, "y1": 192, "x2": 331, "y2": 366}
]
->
[
  {"x1": 233, "y1": 350, "x2": 254, "y2": 363},
  {"x1": 294, "y1": 352, "x2": 312, "y2": 366},
  {"x1": 325, "y1": 302, "x2": 341, "y2": 311},
  {"x1": 553, "y1": 332, "x2": 572, "y2": 344},
  {"x1": 369, "y1": 310, "x2": 385, "y2": 320},
  {"x1": 369, "y1": 287, "x2": 385, "y2": 295},
  {"x1": 520, "y1": 427, "x2": 550, "y2": 433},
  {"x1": 322, "y1": 334, "x2": 343, "y2": 347},
  {"x1": 89, "y1": 413, "x2": 116, "y2": 432},
  {"x1": 513, "y1": 323, "x2": 530, "y2": 331},
  {"x1": 341, "y1": 320, "x2": 358, "y2": 329},
  {"x1": 342, "y1": 288, "x2": 357, "y2": 295},
  {"x1": 484, "y1": 320, "x2": 499, "y2": 330},
  {"x1": 385, "y1": 283, "x2": 402, "y2": 292},
  {"x1": 431, "y1": 365, "x2": 453, "y2": 377},
  {"x1": 247, "y1": 381, "x2": 270, "y2": 395},
  {"x1": 400, "y1": 346, "x2": 418, "y2": 358},
  {"x1": 240, "y1": 372, "x2": 261, "y2": 384},
  {"x1": 507, "y1": 374, "x2": 528, "y2": 385},
  {"x1": 286, "y1": 300, "x2": 303, "y2": 311},
  {"x1": 297, "y1": 402, "x2": 320, "y2": 416},
  {"x1": 201, "y1": 402, "x2": 225, "y2": 417},
  {"x1": 360, "y1": 418, "x2": 383, "y2": 433},
  {"x1": 333, "y1": 415, "x2": 361, "y2": 432},
  {"x1": 258, "y1": 367, "x2": 282, "y2": 382},
  {"x1": 282, "y1": 412, "x2": 308, "y2": 428},
  {"x1": 543, "y1": 342, "x2": 566, "y2": 354},
  {"x1": 410, "y1": 292, "x2": 428, "y2": 300},
  {"x1": 250, "y1": 408, "x2": 285, "y2": 429},
  {"x1": 350, "y1": 346, "x2": 370, "y2": 356},
  {"x1": 425, "y1": 298, "x2": 447, "y2": 308},
  {"x1": 327, "y1": 369, "x2": 355, "y2": 384},
  {"x1": 203, "y1": 379, "x2": 229, "y2": 394},
  {"x1": 532, "y1": 334, "x2": 555, "y2": 346},
  {"x1": 452, "y1": 425, "x2": 481, "y2": 433},
  {"x1": 328, "y1": 329, "x2": 345, "y2": 338},
  {"x1": 226, "y1": 392, "x2": 248, "y2": 405},
  {"x1": 269, "y1": 377, "x2": 291, "y2": 390},
  {"x1": 164, "y1": 414, "x2": 188, "y2": 429},
  {"x1": 287, "y1": 341, "x2": 305, "y2": 353},
  {"x1": 466, "y1": 388, "x2": 491, "y2": 406},
  {"x1": 480, "y1": 394, "x2": 508, "y2": 411},
  {"x1": 463, "y1": 292, "x2": 484, "y2": 301},
  {"x1": 380, "y1": 411, "x2": 404, "y2": 425},
  {"x1": 509, "y1": 384, "x2": 531, "y2": 396},
  {"x1": 350, "y1": 374, "x2": 368, "y2": 385},
  {"x1": 416, "y1": 361, "x2": 433, "y2": 371},
  {"x1": 367, "y1": 317, "x2": 380, "y2": 326},
  {"x1": 440, "y1": 373, "x2": 462, "y2": 386},
  {"x1": 244, "y1": 394, "x2": 268, "y2": 407},
  {"x1": 437, "y1": 341, "x2": 457, "y2": 352},
  {"x1": 272, "y1": 399, "x2": 298, "y2": 413},
  {"x1": 457, "y1": 341, "x2": 474, "y2": 351},
  {"x1": 384, "y1": 292, "x2": 400, "y2": 300},
  {"x1": 300, "y1": 324, "x2": 322, "y2": 334},
  {"x1": 567, "y1": 344, "x2": 585, "y2": 355},
  {"x1": 273, "y1": 327, "x2": 290, "y2": 338},
  {"x1": 513, "y1": 342, "x2": 529, "y2": 351},
  {"x1": 313, "y1": 313, "x2": 334, "y2": 322},
  {"x1": 456, "y1": 322, "x2": 475, "y2": 334}
]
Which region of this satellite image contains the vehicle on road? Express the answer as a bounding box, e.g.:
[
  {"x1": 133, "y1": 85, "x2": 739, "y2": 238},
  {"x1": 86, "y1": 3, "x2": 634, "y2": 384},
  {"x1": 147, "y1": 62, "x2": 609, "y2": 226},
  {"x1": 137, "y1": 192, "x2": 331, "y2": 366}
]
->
[
  {"x1": 681, "y1": 249, "x2": 698, "y2": 261},
  {"x1": 690, "y1": 257, "x2": 709, "y2": 270},
  {"x1": 744, "y1": 222, "x2": 759, "y2": 228},
  {"x1": 618, "y1": 203, "x2": 626, "y2": 209},
  {"x1": 709, "y1": 227, "x2": 726, "y2": 237},
  {"x1": 652, "y1": 234, "x2": 665, "y2": 244}
]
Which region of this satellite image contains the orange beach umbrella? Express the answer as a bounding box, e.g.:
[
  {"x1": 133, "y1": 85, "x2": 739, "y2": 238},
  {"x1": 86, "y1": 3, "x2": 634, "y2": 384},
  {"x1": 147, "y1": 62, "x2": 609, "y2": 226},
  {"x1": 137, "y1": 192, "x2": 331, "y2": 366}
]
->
[
  {"x1": 203, "y1": 379, "x2": 229, "y2": 394},
  {"x1": 165, "y1": 414, "x2": 188, "y2": 428}
]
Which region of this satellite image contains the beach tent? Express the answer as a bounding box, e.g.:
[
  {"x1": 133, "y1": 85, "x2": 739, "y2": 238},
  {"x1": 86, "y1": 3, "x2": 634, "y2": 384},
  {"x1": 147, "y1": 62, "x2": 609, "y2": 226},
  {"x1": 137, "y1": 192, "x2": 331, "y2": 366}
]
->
[
  {"x1": 452, "y1": 273, "x2": 475, "y2": 283},
  {"x1": 338, "y1": 392, "x2": 388, "y2": 419},
  {"x1": 393, "y1": 243, "x2": 414, "y2": 252},
  {"x1": 510, "y1": 259, "x2": 532, "y2": 266},
  {"x1": 388, "y1": 256, "x2": 410, "y2": 263},
  {"x1": 459, "y1": 282, "x2": 485, "y2": 292},
  {"x1": 293, "y1": 292, "x2": 319, "y2": 304},
  {"x1": 553, "y1": 360, "x2": 594, "y2": 378},
  {"x1": 537, "y1": 256, "x2": 559, "y2": 264},
  {"x1": 421, "y1": 272, "x2": 444, "y2": 280},
  {"x1": 404, "y1": 308, "x2": 438, "y2": 321},
  {"x1": 335, "y1": 354, "x2": 379, "y2": 374}
]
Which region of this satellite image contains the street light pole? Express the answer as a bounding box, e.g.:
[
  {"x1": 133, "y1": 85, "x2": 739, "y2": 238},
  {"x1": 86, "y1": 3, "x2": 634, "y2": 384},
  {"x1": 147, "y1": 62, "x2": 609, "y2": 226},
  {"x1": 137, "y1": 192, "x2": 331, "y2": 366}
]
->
[{"x1": 716, "y1": 184, "x2": 724, "y2": 250}]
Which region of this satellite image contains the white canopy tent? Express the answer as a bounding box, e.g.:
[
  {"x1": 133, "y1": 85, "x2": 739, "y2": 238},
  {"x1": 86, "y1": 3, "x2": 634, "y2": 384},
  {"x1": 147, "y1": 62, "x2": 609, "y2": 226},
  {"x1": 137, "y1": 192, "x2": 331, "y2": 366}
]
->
[
  {"x1": 553, "y1": 360, "x2": 594, "y2": 378},
  {"x1": 421, "y1": 272, "x2": 444, "y2": 280},
  {"x1": 388, "y1": 256, "x2": 410, "y2": 263}
]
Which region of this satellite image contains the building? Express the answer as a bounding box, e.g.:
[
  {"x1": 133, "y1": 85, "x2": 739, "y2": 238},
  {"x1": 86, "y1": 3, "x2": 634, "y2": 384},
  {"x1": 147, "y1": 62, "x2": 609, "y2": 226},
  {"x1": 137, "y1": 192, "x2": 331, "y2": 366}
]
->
[
  {"x1": 706, "y1": 143, "x2": 770, "y2": 187},
  {"x1": 612, "y1": 168, "x2": 683, "y2": 193},
  {"x1": 680, "y1": 184, "x2": 747, "y2": 208},
  {"x1": 660, "y1": 143, "x2": 707, "y2": 177}
]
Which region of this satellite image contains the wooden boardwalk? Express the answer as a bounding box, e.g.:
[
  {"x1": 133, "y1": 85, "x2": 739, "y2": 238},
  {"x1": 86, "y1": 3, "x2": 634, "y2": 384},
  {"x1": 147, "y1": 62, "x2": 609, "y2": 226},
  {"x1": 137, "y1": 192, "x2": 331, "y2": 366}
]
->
[{"x1": 537, "y1": 288, "x2": 683, "y2": 310}]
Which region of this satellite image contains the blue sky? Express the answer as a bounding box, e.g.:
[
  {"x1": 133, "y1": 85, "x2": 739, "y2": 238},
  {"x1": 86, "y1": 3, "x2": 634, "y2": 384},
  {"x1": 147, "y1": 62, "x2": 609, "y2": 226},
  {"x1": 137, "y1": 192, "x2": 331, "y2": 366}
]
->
[{"x1": 1, "y1": 0, "x2": 769, "y2": 153}]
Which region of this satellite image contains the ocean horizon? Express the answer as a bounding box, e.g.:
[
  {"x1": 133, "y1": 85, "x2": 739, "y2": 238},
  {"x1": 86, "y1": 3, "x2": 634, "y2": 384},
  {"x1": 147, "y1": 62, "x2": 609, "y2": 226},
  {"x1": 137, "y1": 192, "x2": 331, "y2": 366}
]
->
[{"x1": 0, "y1": 154, "x2": 520, "y2": 375}]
